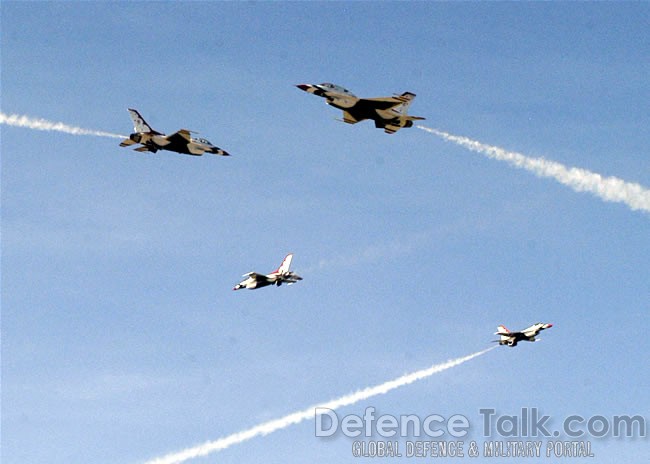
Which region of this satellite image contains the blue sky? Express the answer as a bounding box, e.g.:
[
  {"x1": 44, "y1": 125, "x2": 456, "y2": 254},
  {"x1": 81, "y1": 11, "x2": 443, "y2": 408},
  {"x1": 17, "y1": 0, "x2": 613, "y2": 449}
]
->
[{"x1": 2, "y1": 2, "x2": 649, "y2": 464}]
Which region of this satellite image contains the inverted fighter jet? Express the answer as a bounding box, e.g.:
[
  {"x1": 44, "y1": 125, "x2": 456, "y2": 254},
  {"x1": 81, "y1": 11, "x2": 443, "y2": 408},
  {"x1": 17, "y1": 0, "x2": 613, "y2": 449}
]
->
[
  {"x1": 233, "y1": 253, "x2": 302, "y2": 290},
  {"x1": 119, "y1": 109, "x2": 230, "y2": 156},
  {"x1": 296, "y1": 83, "x2": 425, "y2": 134},
  {"x1": 494, "y1": 323, "x2": 553, "y2": 347}
]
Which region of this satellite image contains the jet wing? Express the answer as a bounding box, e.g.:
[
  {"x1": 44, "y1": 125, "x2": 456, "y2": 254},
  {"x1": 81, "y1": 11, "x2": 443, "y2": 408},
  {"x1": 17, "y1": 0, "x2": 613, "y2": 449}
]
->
[
  {"x1": 243, "y1": 272, "x2": 275, "y2": 284},
  {"x1": 521, "y1": 323, "x2": 547, "y2": 337},
  {"x1": 522, "y1": 328, "x2": 541, "y2": 337},
  {"x1": 358, "y1": 92, "x2": 416, "y2": 110},
  {"x1": 355, "y1": 97, "x2": 405, "y2": 111},
  {"x1": 166, "y1": 129, "x2": 193, "y2": 145},
  {"x1": 340, "y1": 111, "x2": 363, "y2": 124},
  {"x1": 160, "y1": 129, "x2": 200, "y2": 155}
]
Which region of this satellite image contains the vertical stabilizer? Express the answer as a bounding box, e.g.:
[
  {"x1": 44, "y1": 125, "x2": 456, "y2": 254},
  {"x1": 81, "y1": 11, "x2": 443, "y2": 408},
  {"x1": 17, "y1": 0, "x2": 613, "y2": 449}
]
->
[
  {"x1": 392, "y1": 92, "x2": 416, "y2": 115},
  {"x1": 274, "y1": 253, "x2": 293, "y2": 274},
  {"x1": 127, "y1": 108, "x2": 161, "y2": 134},
  {"x1": 496, "y1": 325, "x2": 510, "y2": 335}
]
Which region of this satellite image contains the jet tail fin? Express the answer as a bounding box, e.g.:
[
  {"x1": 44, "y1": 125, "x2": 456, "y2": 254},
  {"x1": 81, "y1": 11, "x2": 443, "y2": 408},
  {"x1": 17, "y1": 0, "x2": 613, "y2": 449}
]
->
[
  {"x1": 396, "y1": 92, "x2": 416, "y2": 101},
  {"x1": 495, "y1": 325, "x2": 514, "y2": 344},
  {"x1": 273, "y1": 253, "x2": 294, "y2": 274},
  {"x1": 495, "y1": 325, "x2": 510, "y2": 335},
  {"x1": 127, "y1": 108, "x2": 162, "y2": 135},
  {"x1": 392, "y1": 92, "x2": 417, "y2": 116}
]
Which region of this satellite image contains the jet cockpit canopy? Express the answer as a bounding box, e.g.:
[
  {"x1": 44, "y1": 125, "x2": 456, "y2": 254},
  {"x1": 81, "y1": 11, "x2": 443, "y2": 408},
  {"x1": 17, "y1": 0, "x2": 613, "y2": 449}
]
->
[
  {"x1": 193, "y1": 137, "x2": 213, "y2": 146},
  {"x1": 319, "y1": 83, "x2": 356, "y2": 97}
]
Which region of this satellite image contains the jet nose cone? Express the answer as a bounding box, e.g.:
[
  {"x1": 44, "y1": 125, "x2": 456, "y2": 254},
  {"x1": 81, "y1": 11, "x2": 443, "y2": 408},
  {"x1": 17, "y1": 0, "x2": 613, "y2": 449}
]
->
[
  {"x1": 547, "y1": 323, "x2": 553, "y2": 327},
  {"x1": 296, "y1": 84, "x2": 310, "y2": 91}
]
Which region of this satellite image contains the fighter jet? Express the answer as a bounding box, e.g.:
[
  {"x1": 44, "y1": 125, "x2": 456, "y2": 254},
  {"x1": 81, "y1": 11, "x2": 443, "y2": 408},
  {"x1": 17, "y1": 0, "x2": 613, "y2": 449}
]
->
[
  {"x1": 233, "y1": 253, "x2": 302, "y2": 290},
  {"x1": 494, "y1": 323, "x2": 553, "y2": 347},
  {"x1": 119, "y1": 109, "x2": 230, "y2": 156},
  {"x1": 296, "y1": 83, "x2": 425, "y2": 134}
]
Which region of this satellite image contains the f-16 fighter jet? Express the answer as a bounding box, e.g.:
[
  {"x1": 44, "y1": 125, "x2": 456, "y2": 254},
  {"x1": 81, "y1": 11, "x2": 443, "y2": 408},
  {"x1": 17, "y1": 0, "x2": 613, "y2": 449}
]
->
[
  {"x1": 296, "y1": 83, "x2": 425, "y2": 134},
  {"x1": 119, "y1": 109, "x2": 230, "y2": 156},
  {"x1": 494, "y1": 323, "x2": 553, "y2": 347},
  {"x1": 233, "y1": 253, "x2": 302, "y2": 290}
]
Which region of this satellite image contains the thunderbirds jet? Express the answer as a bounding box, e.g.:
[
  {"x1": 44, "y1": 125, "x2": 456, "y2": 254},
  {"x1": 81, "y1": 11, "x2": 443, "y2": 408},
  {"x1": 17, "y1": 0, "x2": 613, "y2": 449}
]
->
[
  {"x1": 233, "y1": 253, "x2": 302, "y2": 290},
  {"x1": 119, "y1": 109, "x2": 230, "y2": 156},
  {"x1": 296, "y1": 83, "x2": 425, "y2": 134},
  {"x1": 494, "y1": 323, "x2": 553, "y2": 347}
]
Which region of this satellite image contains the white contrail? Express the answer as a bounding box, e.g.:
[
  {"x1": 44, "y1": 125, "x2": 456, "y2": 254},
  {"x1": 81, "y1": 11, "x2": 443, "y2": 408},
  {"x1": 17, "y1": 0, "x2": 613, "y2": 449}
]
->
[
  {"x1": 417, "y1": 126, "x2": 650, "y2": 213},
  {"x1": 142, "y1": 346, "x2": 495, "y2": 464},
  {"x1": 0, "y1": 112, "x2": 126, "y2": 139}
]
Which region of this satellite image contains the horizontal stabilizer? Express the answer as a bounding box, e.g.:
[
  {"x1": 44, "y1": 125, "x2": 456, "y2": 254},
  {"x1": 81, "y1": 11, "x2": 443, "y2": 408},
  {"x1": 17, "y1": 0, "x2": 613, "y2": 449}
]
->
[{"x1": 393, "y1": 92, "x2": 416, "y2": 102}]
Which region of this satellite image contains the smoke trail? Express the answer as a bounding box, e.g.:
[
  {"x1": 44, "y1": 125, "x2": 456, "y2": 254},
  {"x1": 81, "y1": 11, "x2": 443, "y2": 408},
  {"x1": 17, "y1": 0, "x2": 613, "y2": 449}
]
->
[
  {"x1": 0, "y1": 112, "x2": 126, "y2": 139},
  {"x1": 417, "y1": 126, "x2": 650, "y2": 213},
  {"x1": 142, "y1": 346, "x2": 495, "y2": 464}
]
